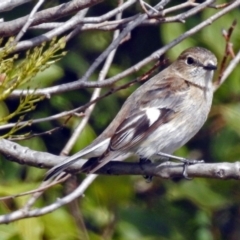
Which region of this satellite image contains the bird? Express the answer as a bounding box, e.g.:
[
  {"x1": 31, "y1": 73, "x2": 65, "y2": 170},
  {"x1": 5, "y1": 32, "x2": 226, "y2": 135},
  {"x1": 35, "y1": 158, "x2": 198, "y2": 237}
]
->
[{"x1": 45, "y1": 46, "x2": 217, "y2": 181}]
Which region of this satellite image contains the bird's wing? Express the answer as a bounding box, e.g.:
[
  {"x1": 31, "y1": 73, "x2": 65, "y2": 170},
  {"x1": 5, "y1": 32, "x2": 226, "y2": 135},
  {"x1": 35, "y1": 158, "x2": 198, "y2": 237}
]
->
[
  {"x1": 109, "y1": 107, "x2": 174, "y2": 151},
  {"x1": 109, "y1": 76, "x2": 190, "y2": 151}
]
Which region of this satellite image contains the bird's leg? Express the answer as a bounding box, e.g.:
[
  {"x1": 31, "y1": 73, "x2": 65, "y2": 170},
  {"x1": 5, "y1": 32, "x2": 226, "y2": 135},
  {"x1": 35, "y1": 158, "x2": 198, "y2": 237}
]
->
[
  {"x1": 139, "y1": 157, "x2": 153, "y2": 182},
  {"x1": 157, "y1": 152, "x2": 204, "y2": 164},
  {"x1": 157, "y1": 151, "x2": 204, "y2": 179}
]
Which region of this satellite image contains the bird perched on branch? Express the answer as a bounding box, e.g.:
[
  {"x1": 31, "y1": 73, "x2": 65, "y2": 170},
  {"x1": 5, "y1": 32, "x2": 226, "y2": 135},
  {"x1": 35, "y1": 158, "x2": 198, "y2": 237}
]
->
[{"x1": 45, "y1": 46, "x2": 217, "y2": 181}]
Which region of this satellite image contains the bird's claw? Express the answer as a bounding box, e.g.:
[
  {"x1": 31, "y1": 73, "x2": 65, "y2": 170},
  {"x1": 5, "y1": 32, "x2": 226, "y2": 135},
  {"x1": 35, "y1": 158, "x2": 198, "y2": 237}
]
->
[{"x1": 182, "y1": 159, "x2": 204, "y2": 180}]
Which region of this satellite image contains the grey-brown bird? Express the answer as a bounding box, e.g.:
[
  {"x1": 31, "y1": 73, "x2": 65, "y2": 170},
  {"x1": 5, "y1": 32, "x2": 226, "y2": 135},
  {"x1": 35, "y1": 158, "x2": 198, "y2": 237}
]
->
[{"x1": 45, "y1": 46, "x2": 217, "y2": 180}]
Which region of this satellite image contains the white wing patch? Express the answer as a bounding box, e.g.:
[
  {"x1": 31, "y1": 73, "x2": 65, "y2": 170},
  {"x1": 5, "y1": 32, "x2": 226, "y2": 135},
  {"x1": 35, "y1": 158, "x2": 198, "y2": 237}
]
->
[{"x1": 145, "y1": 108, "x2": 161, "y2": 126}]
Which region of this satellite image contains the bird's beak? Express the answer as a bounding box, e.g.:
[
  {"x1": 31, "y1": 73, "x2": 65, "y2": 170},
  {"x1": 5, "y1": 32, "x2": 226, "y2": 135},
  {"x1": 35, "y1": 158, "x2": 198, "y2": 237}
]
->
[{"x1": 203, "y1": 63, "x2": 217, "y2": 71}]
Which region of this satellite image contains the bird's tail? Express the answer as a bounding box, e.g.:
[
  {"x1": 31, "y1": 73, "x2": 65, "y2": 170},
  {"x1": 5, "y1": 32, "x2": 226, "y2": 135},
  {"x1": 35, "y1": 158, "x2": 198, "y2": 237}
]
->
[{"x1": 44, "y1": 139, "x2": 110, "y2": 180}]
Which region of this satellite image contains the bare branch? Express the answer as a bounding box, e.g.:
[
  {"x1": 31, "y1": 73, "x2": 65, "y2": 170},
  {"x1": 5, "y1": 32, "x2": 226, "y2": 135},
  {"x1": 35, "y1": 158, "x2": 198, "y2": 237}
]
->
[
  {"x1": 0, "y1": 0, "x2": 103, "y2": 37},
  {"x1": 9, "y1": 0, "x2": 239, "y2": 98},
  {"x1": 14, "y1": 0, "x2": 46, "y2": 43},
  {"x1": 214, "y1": 49, "x2": 240, "y2": 91},
  {"x1": 0, "y1": 138, "x2": 66, "y2": 168},
  {"x1": 0, "y1": 0, "x2": 32, "y2": 12},
  {"x1": 1, "y1": 138, "x2": 240, "y2": 181},
  {"x1": 0, "y1": 174, "x2": 98, "y2": 224}
]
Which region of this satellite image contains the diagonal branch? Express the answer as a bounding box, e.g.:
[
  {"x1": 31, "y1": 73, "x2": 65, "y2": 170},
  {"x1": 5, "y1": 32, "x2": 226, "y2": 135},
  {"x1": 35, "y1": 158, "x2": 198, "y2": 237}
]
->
[{"x1": 0, "y1": 0, "x2": 103, "y2": 37}]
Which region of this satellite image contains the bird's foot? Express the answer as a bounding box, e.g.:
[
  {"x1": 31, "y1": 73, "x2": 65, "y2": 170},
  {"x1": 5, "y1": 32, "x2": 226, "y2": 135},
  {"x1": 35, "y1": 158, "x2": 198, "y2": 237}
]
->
[{"x1": 157, "y1": 152, "x2": 204, "y2": 179}]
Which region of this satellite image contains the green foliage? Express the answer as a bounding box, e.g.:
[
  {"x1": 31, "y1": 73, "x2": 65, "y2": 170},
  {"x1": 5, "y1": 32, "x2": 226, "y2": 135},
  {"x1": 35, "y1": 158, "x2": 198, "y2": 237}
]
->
[{"x1": 0, "y1": 37, "x2": 67, "y2": 137}]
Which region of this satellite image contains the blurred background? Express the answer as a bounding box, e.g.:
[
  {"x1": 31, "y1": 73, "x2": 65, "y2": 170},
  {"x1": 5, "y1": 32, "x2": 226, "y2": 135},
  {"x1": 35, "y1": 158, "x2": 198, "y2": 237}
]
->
[{"x1": 0, "y1": 0, "x2": 240, "y2": 239}]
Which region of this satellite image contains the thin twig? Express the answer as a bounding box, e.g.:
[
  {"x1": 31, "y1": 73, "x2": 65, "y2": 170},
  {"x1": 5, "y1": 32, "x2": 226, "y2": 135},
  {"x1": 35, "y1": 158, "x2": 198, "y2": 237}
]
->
[
  {"x1": 217, "y1": 19, "x2": 237, "y2": 84},
  {"x1": 14, "y1": 0, "x2": 45, "y2": 43},
  {"x1": 0, "y1": 174, "x2": 98, "y2": 223},
  {"x1": 214, "y1": 49, "x2": 240, "y2": 91}
]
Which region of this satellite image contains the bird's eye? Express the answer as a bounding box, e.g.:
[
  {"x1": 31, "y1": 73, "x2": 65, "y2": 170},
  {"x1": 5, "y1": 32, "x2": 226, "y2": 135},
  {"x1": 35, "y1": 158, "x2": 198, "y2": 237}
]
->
[{"x1": 186, "y1": 57, "x2": 195, "y2": 65}]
